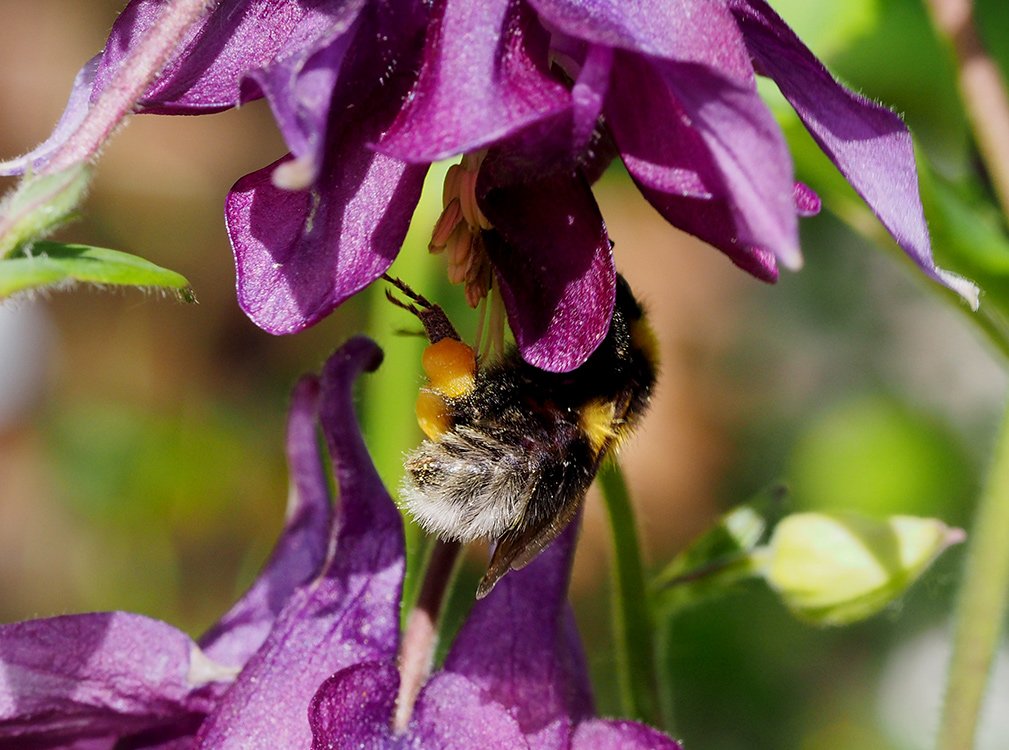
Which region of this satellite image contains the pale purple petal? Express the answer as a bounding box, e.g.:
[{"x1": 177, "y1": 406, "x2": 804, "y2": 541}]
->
[
  {"x1": 195, "y1": 338, "x2": 404, "y2": 750},
  {"x1": 0, "y1": 613, "x2": 225, "y2": 747},
  {"x1": 198, "y1": 376, "x2": 331, "y2": 668},
  {"x1": 794, "y1": 181, "x2": 821, "y2": 217},
  {"x1": 308, "y1": 664, "x2": 531, "y2": 749},
  {"x1": 529, "y1": 0, "x2": 752, "y2": 81},
  {"x1": 731, "y1": 0, "x2": 979, "y2": 308},
  {"x1": 441, "y1": 523, "x2": 591, "y2": 749},
  {"x1": 572, "y1": 719, "x2": 683, "y2": 750},
  {"x1": 478, "y1": 161, "x2": 615, "y2": 372},
  {"x1": 606, "y1": 52, "x2": 797, "y2": 276},
  {"x1": 410, "y1": 672, "x2": 531, "y2": 749},
  {"x1": 379, "y1": 0, "x2": 570, "y2": 163},
  {"x1": 226, "y1": 117, "x2": 427, "y2": 335},
  {"x1": 0, "y1": 56, "x2": 99, "y2": 176}
]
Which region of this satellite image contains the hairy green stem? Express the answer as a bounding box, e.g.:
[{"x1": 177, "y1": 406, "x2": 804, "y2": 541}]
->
[
  {"x1": 47, "y1": 0, "x2": 215, "y2": 173},
  {"x1": 923, "y1": 2, "x2": 1009, "y2": 747},
  {"x1": 937, "y1": 401, "x2": 1009, "y2": 750},
  {"x1": 598, "y1": 461, "x2": 662, "y2": 726}
]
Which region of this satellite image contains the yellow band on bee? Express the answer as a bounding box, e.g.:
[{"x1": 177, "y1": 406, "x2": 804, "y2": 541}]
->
[
  {"x1": 630, "y1": 317, "x2": 659, "y2": 367},
  {"x1": 422, "y1": 338, "x2": 477, "y2": 399},
  {"x1": 580, "y1": 399, "x2": 619, "y2": 457}
]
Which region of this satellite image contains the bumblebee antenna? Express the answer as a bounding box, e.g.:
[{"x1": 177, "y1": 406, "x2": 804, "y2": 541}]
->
[{"x1": 381, "y1": 275, "x2": 461, "y2": 343}]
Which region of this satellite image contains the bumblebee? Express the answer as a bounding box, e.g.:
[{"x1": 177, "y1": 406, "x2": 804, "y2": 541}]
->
[{"x1": 386, "y1": 274, "x2": 657, "y2": 597}]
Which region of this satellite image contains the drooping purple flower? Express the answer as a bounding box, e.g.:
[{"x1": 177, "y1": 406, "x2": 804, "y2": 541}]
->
[
  {"x1": 0, "y1": 338, "x2": 680, "y2": 749},
  {"x1": 307, "y1": 523, "x2": 681, "y2": 750},
  {"x1": 0, "y1": 338, "x2": 398, "y2": 748},
  {"x1": 4, "y1": 0, "x2": 979, "y2": 372}
]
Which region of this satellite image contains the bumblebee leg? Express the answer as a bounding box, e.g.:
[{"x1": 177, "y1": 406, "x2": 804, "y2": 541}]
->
[
  {"x1": 382, "y1": 274, "x2": 435, "y2": 308},
  {"x1": 381, "y1": 275, "x2": 460, "y2": 343}
]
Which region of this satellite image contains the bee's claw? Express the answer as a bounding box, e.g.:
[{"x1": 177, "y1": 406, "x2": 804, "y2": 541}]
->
[{"x1": 382, "y1": 276, "x2": 461, "y2": 344}]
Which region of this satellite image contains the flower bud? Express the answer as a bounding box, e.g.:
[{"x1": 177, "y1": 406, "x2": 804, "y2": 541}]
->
[{"x1": 760, "y1": 512, "x2": 964, "y2": 626}]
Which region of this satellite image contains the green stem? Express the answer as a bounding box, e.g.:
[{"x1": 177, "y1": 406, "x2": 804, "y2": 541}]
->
[
  {"x1": 924, "y1": 0, "x2": 1009, "y2": 221},
  {"x1": 937, "y1": 400, "x2": 1009, "y2": 750},
  {"x1": 598, "y1": 461, "x2": 662, "y2": 727}
]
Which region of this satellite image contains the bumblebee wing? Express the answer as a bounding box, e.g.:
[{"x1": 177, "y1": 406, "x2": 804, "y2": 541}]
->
[{"x1": 475, "y1": 428, "x2": 601, "y2": 599}]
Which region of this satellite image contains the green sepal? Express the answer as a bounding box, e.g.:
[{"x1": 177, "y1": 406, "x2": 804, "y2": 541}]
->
[
  {"x1": 0, "y1": 241, "x2": 195, "y2": 301},
  {"x1": 0, "y1": 166, "x2": 91, "y2": 257},
  {"x1": 651, "y1": 486, "x2": 784, "y2": 612}
]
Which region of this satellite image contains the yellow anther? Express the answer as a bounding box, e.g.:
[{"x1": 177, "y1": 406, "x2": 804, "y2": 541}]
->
[{"x1": 422, "y1": 338, "x2": 477, "y2": 399}]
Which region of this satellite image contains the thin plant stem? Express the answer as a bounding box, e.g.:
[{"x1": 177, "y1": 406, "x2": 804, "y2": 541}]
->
[
  {"x1": 598, "y1": 461, "x2": 662, "y2": 727},
  {"x1": 393, "y1": 539, "x2": 461, "y2": 732},
  {"x1": 937, "y1": 401, "x2": 1009, "y2": 750},
  {"x1": 923, "y1": 2, "x2": 1009, "y2": 748},
  {"x1": 924, "y1": 0, "x2": 1009, "y2": 220}
]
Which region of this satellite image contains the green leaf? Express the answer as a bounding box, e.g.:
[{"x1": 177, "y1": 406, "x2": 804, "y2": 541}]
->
[{"x1": 0, "y1": 241, "x2": 194, "y2": 301}]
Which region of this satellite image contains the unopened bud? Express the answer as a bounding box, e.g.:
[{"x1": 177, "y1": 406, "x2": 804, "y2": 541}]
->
[{"x1": 760, "y1": 512, "x2": 964, "y2": 626}]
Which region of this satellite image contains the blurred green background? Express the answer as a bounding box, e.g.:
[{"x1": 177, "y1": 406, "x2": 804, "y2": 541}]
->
[{"x1": 1, "y1": 0, "x2": 1008, "y2": 748}]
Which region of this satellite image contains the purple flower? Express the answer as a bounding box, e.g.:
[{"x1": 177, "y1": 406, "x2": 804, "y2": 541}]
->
[
  {"x1": 0, "y1": 338, "x2": 680, "y2": 749},
  {"x1": 4, "y1": 0, "x2": 978, "y2": 372},
  {"x1": 308, "y1": 521, "x2": 680, "y2": 750}
]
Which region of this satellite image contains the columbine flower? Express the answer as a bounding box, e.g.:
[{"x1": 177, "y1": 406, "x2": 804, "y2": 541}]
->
[
  {"x1": 0, "y1": 339, "x2": 401, "y2": 748},
  {"x1": 0, "y1": 338, "x2": 679, "y2": 749},
  {"x1": 4, "y1": 0, "x2": 978, "y2": 372},
  {"x1": 309, "y1": 521, "x2": 680, "y2": 750}
]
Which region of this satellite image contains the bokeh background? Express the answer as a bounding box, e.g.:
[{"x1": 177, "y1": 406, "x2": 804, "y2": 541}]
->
[{"x1": 2, "y1": 1, "x2": 1009, "y2": 748}]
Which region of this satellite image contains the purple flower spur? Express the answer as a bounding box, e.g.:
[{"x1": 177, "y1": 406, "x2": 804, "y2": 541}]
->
[
  {"x1": 3, "y1": 0, "x2": 978, "y2": 371},
  {"x1": 0, "y1": 338, "x2": 681, "y2": 749}
]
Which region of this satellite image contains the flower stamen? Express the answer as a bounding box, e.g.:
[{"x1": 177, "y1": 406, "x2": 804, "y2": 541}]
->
[{"x1": 430, "y1": 152, "x2": 492, "y2": 309}]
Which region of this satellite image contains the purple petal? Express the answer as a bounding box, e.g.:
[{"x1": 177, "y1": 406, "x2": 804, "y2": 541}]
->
[
  {"x1": 441, "y1": 522, "x2": 592, "y2": 749},
  {"x1": 478, "y1": 159, "x2": 615, "y2": 372},
  {"x1": 0, "y1": 56, "x2": 99, "y2": 176},
  {"x1": 379, "y1": 0, "x2": 570, "y2": 163},
  {"x1": 308, "y1": 662, "x2": 399, "y2": 749},
  {"x1": 240, "y1": 3, "x2": 369, "y2": 187},
  {"x1": 245, "y1": 0, "x2": 428, "y2": 189},
  {"x1": 409, "y1": 672, "x2": 531, "y2": 749},
  {"x1": 606, "y1": 52, "x2": 797, "y2": 276},
  {"x1": 101, "y1": 0, "x2": 357, "y2": 114},
  {"x1": 794, "y1": 181, "x2": 821, "y2": 217},
  {"x1": 198, "y1": 376, "x2": 331, "y2": 668},
  {"x1": 195, "y1": 338, "x2": 405, "y2": 750},
  {"x1": 529, "y1": 0, "x2": 752, "y2": 81},
  {"x1": 226, "y1": 112, "x2": 427, "y2": 335},
  {"x1": 308, "y1": 664, "x2": 531, "y2": 749},
  {"x1": 572, "y1": 719, "x2": 683, "y2": 750},
  {"x1": 730, "y1": 0, "x2": 979, "y2": 308},
  {"x1": 0, "y1": 613, "x2": 227, "y2": 747}
]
